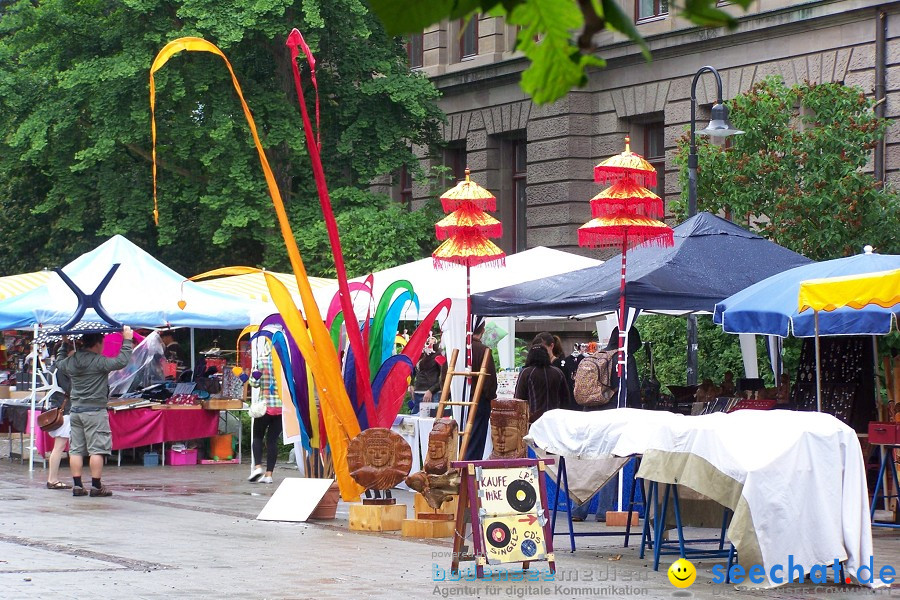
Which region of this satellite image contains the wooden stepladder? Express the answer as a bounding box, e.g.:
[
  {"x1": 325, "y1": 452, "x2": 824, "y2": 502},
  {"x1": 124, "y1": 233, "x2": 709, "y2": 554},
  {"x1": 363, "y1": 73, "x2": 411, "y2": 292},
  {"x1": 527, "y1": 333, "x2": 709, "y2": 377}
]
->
[{"x1": 434, "y1": 347, "x2": 493, "y2": 462}]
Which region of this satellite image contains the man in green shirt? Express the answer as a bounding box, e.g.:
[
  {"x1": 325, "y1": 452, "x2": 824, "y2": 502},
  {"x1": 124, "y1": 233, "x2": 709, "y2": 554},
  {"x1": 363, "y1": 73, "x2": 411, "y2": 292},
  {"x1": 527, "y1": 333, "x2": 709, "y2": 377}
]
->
[{"x1": 56, "y1": 326, "x2": 134, "y2": 497}]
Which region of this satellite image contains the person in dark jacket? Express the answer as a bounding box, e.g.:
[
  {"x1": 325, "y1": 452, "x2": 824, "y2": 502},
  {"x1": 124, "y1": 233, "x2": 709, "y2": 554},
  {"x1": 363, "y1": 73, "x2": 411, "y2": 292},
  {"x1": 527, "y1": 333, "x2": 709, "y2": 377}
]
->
[
  {"x1": 56, "y1": 328, "x2": 133, "y2": 497},
  {"x1": 515, "y1": 345, "x2": 571, "y2": 424},
  {"x1": 604, "y1": 325, "x2": 643, "y2": 408},
  {"x1": 407, "y1": 335, "x2": 447, "y2": 414},
  {"x1": 463, "y1": 317, "x2": 497, "y2": 461}
]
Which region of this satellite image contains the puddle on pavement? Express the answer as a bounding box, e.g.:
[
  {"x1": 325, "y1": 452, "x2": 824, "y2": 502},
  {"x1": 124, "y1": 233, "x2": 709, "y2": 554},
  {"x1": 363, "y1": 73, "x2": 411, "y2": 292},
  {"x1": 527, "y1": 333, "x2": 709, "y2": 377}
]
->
[{"x1": 123, "y1": 485, "x2": 217, "y2": 495}]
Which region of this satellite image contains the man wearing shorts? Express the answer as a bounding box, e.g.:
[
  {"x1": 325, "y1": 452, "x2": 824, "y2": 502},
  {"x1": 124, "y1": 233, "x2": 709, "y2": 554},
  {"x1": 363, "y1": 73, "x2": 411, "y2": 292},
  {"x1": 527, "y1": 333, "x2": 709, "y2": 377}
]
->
[{"x1": 56, "y1": 327, "x2": 134, "y2": 497}]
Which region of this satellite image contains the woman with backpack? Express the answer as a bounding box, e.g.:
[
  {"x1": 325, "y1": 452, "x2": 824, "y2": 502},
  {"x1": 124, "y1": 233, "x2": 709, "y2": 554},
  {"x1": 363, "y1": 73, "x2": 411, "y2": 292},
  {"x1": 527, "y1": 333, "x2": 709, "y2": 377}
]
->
[{"x1": 514, "y1": 344, "x2": 571, "y2": 424}]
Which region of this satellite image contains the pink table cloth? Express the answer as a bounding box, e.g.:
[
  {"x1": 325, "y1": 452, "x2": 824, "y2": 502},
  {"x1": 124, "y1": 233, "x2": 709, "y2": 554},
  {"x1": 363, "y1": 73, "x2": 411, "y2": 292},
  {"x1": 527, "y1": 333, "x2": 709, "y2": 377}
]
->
[
  {"x1": 24, "y1": 408, "x2": 218, "y2": 455},
  {"x1": 110, "y1": 408, "x2": 219, "y2": 450}
]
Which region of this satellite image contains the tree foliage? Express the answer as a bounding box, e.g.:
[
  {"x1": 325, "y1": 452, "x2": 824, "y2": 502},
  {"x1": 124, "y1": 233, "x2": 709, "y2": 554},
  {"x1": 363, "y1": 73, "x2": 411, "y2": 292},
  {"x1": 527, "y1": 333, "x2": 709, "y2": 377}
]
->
[
  {"x1": 368, "y1": 0, "x2": 752, "y2": 104},
  {"x1": 672, "y1": 77, "x2": 900, "y2": 260},
  {"x1": 0, "y1": 0, "x2": 445, "y2": 277},
  {"x1": 634, "y1": 315, "x2": 800, "y2": 389}
]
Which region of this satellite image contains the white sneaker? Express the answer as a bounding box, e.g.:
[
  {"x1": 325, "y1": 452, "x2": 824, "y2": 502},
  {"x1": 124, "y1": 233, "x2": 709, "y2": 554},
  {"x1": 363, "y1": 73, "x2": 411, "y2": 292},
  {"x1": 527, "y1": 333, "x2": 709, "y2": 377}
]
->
[
  {"x1": 260, "y1": 475, "x2": 273, "y2": 484},
  {"x1": 247, "y1": 467, "x2": 264, "y2": 482}
]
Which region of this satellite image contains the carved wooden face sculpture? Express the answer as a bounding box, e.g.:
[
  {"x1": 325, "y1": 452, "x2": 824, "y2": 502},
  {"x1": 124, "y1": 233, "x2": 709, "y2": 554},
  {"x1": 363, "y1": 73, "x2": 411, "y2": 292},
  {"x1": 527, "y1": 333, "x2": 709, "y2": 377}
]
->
[
  {"x1": 424, "y1": 418, "x2": 458, "y2": 475},
  {"x1": 347, "y1": 428, "x2": 413, "y2": 491},
  {"x1": 489, "y1": 398, "x2": 528, "y2": 459}
]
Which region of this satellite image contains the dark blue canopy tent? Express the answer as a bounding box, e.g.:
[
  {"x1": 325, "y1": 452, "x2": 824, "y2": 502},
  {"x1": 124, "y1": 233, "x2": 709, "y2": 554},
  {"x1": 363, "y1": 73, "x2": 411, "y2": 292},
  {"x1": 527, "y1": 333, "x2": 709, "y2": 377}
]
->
[{"x1": 471, "y1": 212, "x2": 812, "y2": 318}]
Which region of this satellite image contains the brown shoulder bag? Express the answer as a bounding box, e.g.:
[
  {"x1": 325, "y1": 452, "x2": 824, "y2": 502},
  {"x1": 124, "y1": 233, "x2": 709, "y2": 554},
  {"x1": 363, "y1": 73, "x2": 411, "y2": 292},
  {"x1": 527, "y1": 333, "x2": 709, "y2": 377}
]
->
[{"x1": 38, "y1": 396, "x2": 67, "y2": 433}]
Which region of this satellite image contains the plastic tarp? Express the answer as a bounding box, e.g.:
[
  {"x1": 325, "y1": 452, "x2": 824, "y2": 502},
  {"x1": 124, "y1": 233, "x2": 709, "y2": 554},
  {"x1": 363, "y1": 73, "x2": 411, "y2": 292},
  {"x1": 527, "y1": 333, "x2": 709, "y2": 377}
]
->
[
  {"x1": 470, "y1": 213, "x2": 811, "y2": 318},
  {"x1": 0, "y1": 235, "x2": 259, "y2": 329},
  {"x1": 714, "y1": 251, "x2": 900, "y2": 337},
  {"x1": 798, "y1": 268, "x2": 900, "y2": 313},
  {"x1": 527, "y1": 408, "x2": 876, "y2": 589}
]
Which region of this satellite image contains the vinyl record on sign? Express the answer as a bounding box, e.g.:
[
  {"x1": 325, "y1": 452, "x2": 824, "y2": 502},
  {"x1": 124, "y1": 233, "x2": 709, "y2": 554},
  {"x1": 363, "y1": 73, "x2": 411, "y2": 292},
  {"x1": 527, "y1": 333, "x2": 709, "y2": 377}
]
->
[
  {"x1": 507, "y1": 479, "x2": 537, "y2": 513},
  {"x1": 521, "y1": 539, "x2": 538, "y2": 558},
  {"x1": 486, "y1": 521, "x2": 512, "y2": 548}
]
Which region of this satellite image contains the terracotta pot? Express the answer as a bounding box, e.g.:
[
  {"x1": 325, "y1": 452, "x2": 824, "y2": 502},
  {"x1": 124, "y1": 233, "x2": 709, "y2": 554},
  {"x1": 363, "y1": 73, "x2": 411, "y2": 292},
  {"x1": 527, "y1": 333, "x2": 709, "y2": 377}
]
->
[{"x1": 308, "y1": 482, "x2": 340, "y2": 520}]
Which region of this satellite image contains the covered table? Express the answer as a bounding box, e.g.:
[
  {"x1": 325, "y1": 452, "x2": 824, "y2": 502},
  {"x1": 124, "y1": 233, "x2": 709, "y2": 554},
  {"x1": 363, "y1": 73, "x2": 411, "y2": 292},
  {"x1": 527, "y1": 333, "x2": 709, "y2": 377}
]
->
[
  {"x1": 527, "y1": 408, "x2": 875, "y2": 588},
  {"x1": 111, "y1": 407, "x2": 218, "y2": 454}
]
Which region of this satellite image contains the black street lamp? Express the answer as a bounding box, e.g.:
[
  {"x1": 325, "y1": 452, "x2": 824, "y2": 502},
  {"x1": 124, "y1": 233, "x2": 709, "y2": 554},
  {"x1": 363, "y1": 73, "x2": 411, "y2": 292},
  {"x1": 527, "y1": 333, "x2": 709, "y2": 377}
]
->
[{"x1": 686, "y1": 65, "x2": 743, "y2": 385}]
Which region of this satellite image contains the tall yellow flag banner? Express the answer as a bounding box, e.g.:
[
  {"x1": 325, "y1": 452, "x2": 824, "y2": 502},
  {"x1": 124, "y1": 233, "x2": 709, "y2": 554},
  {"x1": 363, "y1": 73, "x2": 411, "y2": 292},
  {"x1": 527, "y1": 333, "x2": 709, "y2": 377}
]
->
[{"x1": 150, "y1": 38, "x2": 363, "y2": 501}]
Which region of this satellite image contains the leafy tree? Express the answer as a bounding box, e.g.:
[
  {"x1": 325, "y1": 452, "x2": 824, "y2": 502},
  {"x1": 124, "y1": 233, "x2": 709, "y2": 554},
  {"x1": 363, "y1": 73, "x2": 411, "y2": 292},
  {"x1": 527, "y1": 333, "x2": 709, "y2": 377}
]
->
[
  {"x1": 672, "y1": 77, "x2": 900, "y2": 260},
  {"x1": 369, "y1": 0, "x2": 752, "y2": 104},
  {"x1": 0, "y1": 0, "x2": 444, "y2": 277}
]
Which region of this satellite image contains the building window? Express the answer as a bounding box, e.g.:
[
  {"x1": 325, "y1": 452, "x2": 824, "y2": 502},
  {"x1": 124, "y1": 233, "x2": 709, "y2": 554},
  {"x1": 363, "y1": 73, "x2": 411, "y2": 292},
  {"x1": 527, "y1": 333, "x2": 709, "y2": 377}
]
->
[
  {"x1": 460, "y1": 16, "x2": 478, "y2": 59},
  {"x1": 644, "y1": 122, "x2": 665, "y2": 200},
  {"x1": 636, "y1": 0, "x2": 668, "y2": 21},
  {"x1": 444, "y1": 144, "x2": 467, "y2": 185},
  {"x1": 400, "y1": 165, "x2": 414, "y2": 208},
  {"x1": 512, "y1": 140, "x2": 527, "y2": 252},
  {"x1": 407, "y1": 33, "x2": 423, "y2": 68}
]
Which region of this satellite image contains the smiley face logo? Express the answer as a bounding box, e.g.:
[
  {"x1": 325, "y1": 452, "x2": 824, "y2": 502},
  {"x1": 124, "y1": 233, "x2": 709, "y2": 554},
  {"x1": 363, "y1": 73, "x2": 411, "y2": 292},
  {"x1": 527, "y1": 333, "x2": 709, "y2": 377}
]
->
[{"x1": 667, "y1": 558, "x2": 696, "y2": 588}]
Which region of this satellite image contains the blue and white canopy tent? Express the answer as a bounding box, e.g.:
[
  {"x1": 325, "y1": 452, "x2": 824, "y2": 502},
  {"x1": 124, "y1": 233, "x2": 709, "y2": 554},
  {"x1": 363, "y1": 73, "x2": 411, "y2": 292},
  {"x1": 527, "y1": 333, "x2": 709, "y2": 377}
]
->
[{"x1": 0, "y1": 235, "x2": 261, "y2": 470}]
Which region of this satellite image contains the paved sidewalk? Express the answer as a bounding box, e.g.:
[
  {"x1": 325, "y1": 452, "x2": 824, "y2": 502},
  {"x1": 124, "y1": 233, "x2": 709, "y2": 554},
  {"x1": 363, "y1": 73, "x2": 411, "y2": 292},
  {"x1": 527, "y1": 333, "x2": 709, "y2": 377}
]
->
[{"x1": 1, "y1": 458, "x2": 900, "y2": 599}]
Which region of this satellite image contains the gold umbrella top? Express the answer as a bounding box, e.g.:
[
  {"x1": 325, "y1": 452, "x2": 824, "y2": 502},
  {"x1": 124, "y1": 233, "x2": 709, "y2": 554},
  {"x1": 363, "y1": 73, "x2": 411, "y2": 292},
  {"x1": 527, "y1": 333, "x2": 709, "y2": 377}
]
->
[
  {"x1": 594, "y1": 137, "x2": 657, "y2": 188},
  {"x1": 440, "y1": 168, "x2": 497, "y2": 212}
]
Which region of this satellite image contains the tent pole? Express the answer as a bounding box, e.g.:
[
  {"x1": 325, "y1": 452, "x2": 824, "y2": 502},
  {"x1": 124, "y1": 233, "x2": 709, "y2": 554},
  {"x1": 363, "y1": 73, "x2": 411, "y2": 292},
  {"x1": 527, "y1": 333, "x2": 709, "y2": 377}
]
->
[
  {"x1": 190, "y1": 328, "x2": 196, "y2": 373},
  {"x1": 874, "y1": 336, "x2": 883, "y2": 421},
  {"x1": 814, "y1": 311, "x2": 822, "y2": 413},
  {"x1": 28, "y1": 323, "x2": 38, "y2": 473},
  {"x1": 618, "y1": 240, "x2": 627, "y2": 408}
]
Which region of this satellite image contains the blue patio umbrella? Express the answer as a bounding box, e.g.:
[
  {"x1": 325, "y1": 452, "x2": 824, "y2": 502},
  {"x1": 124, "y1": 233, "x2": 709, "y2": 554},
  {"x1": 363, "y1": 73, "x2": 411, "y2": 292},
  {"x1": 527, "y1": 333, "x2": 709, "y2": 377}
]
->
[
  {"x1": 714, "y1": 246, "x2": 900, "y2": 412},
  {"x1": 713, "y1": 247, "x2": 900, "y2": 338}
]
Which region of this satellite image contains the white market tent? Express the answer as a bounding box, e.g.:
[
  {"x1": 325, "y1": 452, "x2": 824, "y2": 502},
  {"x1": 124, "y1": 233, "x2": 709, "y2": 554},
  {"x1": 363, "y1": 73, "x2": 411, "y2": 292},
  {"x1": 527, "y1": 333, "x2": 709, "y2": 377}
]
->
[
  {"x1": 318, "y1": 246, "x2": 603, "y2": 407},
  {"x1": 0, "y1": 235, "x2": 260, "y2": 330}
]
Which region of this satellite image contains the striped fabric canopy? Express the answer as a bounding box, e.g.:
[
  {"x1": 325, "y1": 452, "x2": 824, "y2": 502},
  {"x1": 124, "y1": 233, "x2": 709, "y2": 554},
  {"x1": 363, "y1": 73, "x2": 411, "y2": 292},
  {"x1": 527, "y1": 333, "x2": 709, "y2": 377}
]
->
[
  {"x1": 0, "y1": 271, "x2": 53, "y2": 301},
  {"x1": 195, "y1": 271, "x2": 335, "y2": 303}
]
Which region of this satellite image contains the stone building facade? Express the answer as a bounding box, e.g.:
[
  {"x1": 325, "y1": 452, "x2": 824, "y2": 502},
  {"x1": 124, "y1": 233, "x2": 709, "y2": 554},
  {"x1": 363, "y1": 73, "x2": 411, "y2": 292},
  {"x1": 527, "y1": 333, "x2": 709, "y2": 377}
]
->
[{"x1": 391, "y1": 0, "x2": 898, "y2": 263}]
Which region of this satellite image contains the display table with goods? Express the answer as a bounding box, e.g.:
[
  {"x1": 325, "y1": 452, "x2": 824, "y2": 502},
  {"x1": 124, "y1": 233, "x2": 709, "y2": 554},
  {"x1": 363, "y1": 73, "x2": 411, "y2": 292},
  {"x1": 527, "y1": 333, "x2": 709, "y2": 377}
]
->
[{"x1": 526, "y1": 408, "x2": 876, "y2": 589}]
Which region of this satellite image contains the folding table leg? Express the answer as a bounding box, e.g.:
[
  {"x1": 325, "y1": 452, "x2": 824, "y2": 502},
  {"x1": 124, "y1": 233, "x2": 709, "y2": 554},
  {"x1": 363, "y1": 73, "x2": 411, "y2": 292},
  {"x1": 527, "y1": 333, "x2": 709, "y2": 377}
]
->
[
  {"x1": 671, "y1": 484, "x2": 687, "y2": 559},
  {"x1": 561, "y1": 456, "x2": 576, "y2": 552}
]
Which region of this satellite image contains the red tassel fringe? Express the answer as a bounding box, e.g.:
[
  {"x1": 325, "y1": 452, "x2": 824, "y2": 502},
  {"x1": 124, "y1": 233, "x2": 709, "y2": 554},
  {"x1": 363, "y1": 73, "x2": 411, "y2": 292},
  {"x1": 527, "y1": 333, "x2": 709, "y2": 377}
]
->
[
  {"x1": 435, "y1": 222, "x2": 503, "y2": 240},
  {"x1": 440, "y1": 197, "x2": 497, "y2": 213},
  {"x1": 593, "y1": 168, "x2": 657, "y2": 189},
  {"x1": 577, "y1": 228, "x2": 674, "y2": 249},
  {"x1": 590, "y1": 198, "x2": 665, "y2": 219}
]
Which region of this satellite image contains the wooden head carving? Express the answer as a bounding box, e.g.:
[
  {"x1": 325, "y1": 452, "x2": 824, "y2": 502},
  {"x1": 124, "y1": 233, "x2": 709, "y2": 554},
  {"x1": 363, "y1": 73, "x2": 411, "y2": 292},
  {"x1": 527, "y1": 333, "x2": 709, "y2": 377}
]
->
[
  {"x1": 489, "y1": 398, "x2": 528, "y2": 459},
  {"x1": 347, "y1": 428, "x2": 412, "y2": 491},
  {"x1": 424, "y1": 418, "x2": 458, "y2": 475}
]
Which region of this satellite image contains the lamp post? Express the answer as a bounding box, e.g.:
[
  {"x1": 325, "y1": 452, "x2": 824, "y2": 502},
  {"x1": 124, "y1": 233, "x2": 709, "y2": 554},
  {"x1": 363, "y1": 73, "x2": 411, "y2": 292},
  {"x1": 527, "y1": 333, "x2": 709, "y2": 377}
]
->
[{"x1": 686, "y1": 65, "x2": 744, "y2": 385}]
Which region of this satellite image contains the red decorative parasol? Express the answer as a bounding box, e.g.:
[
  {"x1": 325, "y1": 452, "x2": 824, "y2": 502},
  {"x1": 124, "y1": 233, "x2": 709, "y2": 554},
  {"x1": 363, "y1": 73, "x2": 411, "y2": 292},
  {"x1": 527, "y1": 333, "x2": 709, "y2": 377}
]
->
[
  {"x1": 582, "y1": 139, "x2": 674, "y2": 400},
  {"x1": 433, "y1": 169, "x2": 506, "y2": 370}
]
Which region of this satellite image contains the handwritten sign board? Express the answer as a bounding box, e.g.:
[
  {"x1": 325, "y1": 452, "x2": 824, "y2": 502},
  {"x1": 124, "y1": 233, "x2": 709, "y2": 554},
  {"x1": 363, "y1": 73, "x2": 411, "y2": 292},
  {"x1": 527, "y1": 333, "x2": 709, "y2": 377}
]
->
[{"x1": 450, "y1": 458, "x2": 556, "y2": 578}]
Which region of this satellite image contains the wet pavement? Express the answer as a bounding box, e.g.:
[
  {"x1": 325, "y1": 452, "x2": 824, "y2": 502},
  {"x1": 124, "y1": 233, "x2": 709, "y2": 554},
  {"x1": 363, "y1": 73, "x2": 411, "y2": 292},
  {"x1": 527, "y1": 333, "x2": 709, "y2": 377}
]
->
[{"x1": 2, "y1": 454, "x2": 900, "y2": 599}]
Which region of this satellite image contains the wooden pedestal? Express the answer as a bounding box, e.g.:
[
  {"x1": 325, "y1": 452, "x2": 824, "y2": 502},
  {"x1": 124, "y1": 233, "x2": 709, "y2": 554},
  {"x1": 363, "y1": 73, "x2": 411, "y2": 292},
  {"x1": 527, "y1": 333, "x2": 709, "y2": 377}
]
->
[
  {"x1": 349, "y1": 503, "x2": 406, "y2": 532},
  {"x1": 605, "y1": 510, "x2": 639, "y2": 527},
  {"x1": 402, "y1": 518, "x2": 456, "y2": 538},
  {"x1": 413, "y1": 492, "x2": 458, "y2": 518}
]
